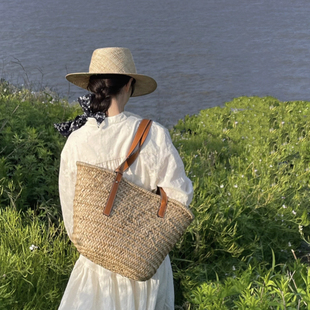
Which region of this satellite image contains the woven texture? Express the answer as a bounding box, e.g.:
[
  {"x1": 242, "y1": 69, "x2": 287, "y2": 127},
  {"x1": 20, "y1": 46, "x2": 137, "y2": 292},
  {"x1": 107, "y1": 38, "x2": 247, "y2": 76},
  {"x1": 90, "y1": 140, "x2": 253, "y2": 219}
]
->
[
  {"x1": 65, "y1": 47, "x2": 157, "y2": 96},
  {"x1": 72, "y1": 161, "x2": 194, "y2": 281},
  {"x1": 89, "y1": 48, "x2": 137, "y2": 74}
]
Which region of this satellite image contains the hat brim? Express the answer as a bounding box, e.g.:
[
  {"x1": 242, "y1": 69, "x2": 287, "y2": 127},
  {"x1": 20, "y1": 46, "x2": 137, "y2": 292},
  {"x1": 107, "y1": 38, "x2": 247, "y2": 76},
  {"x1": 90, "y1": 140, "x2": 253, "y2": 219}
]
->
[{"x1": 66, "y1": 73, "x2": 157, "y2": 97}]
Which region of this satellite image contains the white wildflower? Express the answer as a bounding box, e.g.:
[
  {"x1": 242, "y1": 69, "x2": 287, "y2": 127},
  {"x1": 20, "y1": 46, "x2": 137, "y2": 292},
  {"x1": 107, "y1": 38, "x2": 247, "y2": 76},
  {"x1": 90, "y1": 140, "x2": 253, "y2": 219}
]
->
[{"x1": 29, "y1": 244, "x2": 38, "y2": 251}]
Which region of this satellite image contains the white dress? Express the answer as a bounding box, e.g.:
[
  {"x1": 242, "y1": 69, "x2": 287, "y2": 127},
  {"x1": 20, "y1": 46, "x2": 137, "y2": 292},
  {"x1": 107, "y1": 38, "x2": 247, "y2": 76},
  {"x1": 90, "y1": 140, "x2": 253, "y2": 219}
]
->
[{"x1": 58, "y1": 111, "x2": 193, "y2": 310}]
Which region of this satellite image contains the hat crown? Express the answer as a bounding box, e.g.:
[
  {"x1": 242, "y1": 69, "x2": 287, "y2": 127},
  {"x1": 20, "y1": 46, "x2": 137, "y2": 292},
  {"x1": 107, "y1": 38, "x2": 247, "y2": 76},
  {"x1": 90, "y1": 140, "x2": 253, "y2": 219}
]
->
[
  {"x1": 66, "y1": 47, "x2": 157, "y2": 96},
  {"x1": 89, "y1": 47, "x2": 137, "y2": 75}
]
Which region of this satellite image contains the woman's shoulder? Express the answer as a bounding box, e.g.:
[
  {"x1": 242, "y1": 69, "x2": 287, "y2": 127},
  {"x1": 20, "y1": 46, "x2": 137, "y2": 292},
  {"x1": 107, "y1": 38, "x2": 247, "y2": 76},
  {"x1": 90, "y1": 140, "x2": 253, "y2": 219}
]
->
[{"x1": 124, "y1": 112, "x2": 169, "y2": 136}]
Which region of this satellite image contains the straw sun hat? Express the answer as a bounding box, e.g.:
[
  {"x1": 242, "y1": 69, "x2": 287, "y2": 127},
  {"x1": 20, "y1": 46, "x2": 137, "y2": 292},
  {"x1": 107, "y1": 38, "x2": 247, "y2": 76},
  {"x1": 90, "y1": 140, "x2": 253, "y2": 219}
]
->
[{"x1": 66, "y1": 47, "x2": 157, "y2": 97}]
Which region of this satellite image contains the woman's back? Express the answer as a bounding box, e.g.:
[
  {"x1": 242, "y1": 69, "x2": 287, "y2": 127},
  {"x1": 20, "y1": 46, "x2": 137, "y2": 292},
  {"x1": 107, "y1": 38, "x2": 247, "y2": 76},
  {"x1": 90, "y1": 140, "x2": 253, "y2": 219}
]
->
[
  {"x1": 56, "y1": 47, "x2": 193, "y2": 310},
  {"x1": 58, "y1": 112, "x2": 192, "y2": 310}
]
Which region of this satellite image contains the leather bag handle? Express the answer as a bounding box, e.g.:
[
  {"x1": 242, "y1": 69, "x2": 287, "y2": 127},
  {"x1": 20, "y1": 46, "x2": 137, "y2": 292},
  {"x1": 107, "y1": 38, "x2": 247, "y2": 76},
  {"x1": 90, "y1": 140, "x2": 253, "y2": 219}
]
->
[
  {"x1": 118, "y1": 119, "x2": 153, "y2": 173},
  {"x1": 103, "y1": 119, "x2": 168, "y2": 218}
]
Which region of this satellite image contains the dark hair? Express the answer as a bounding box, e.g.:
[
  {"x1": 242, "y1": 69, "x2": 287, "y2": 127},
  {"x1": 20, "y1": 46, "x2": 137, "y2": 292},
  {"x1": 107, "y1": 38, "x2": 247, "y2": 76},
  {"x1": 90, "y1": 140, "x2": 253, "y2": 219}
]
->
[{"x1": 87, "y1": 74, "x2": 136, "y2": 114}]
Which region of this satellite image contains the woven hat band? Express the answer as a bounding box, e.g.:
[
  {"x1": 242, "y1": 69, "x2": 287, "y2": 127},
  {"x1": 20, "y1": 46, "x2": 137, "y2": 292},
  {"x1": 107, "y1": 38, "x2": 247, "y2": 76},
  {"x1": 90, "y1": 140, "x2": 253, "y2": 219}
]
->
[{"x1": 89, "y1": 48, "x2": 137, "y2": 75}]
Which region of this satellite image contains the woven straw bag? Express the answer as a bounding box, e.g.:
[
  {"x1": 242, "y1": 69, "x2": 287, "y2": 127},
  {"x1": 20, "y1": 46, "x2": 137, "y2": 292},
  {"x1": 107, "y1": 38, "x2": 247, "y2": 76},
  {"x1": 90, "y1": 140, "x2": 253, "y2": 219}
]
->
[{"x1": 71, "y1": 119, "x2": 194, "y2": 281}]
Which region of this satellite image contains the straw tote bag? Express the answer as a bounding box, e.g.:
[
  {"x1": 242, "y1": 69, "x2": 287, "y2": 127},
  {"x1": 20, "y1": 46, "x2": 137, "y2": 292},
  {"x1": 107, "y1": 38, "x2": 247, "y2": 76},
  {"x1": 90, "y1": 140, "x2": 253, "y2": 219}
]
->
[{"x1": 71, "y1": 119, "x2": 194, "y2": 281}]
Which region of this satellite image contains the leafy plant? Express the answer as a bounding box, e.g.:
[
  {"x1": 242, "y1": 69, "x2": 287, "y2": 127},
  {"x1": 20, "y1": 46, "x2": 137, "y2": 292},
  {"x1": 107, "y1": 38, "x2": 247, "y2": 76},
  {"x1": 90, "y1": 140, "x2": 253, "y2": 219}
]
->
[
  {"x1": 171, "y1": 96, "x2": 310, "y2": 308},
  {"x1": 2, "y1": 82, "x2": 310, "y2": 309},
  {"x1": 0, "y1": 80, "x2": 80, "y2": 215}
]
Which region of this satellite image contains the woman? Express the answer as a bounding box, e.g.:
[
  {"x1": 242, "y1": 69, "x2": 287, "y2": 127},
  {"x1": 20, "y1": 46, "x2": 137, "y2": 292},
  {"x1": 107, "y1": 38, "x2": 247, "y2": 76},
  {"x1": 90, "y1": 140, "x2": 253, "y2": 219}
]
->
[{"x1": 55, "y1": 47, "x2": 193, "y2": 310}]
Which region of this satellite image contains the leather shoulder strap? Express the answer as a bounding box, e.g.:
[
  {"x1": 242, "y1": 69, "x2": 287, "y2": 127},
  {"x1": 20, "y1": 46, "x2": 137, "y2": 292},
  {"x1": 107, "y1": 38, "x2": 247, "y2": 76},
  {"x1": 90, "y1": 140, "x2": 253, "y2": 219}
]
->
[
  {"x1": 120, "y1": 119, "x2": 153, "y2": 172},
  {"x1": 103, "y1": 119, "x2": 168, "y2": 218},
  {"x1": 126, "y1": 119, "x2": 152, "y2": 158},
  {"x1": 103, "y1": 119, "x2": 152, "y2": 216}
]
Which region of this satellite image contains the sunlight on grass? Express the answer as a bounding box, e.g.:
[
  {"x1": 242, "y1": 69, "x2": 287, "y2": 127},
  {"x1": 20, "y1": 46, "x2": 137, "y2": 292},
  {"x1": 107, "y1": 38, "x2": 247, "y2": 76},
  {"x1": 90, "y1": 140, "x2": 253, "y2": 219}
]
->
[
  {"x1": 171, "y1": 96, "x2": 310, "y2": 308},
  {"x1": 0, "y1": 208, "x2": 78, "y2": 310},
  {"x1": 1, "y1": 81, "x2": 310, "y2": 309}
]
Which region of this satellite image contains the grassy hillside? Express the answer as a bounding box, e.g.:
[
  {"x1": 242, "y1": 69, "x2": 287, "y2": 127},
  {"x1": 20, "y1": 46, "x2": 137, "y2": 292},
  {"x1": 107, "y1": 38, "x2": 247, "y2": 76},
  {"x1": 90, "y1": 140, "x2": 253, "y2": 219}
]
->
[
  {"x1": 1, "y1": 81, "x2": 310, "y2": 309},
  {"x1": 170, "y1": 96, "x2": 310, "y2": 308}
]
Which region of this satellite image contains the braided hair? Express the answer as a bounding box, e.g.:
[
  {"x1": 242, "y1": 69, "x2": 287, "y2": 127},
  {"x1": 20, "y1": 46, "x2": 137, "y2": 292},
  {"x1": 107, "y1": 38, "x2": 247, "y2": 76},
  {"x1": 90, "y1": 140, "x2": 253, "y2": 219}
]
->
[{"x1": 87, "y1": 74, "x2": 136, "y2": 115}]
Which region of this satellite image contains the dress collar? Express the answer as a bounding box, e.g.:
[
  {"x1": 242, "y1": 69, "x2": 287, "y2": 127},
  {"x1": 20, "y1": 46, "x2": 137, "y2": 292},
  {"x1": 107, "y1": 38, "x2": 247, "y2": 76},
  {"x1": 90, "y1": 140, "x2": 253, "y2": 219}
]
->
[{"x1": 86, "y1": 112, "x2": 128, "y2": 128}]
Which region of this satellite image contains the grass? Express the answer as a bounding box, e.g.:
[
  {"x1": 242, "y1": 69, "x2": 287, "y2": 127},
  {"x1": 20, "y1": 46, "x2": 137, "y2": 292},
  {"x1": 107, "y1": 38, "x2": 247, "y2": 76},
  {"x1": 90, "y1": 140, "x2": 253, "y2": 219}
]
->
[
  {"x1": 0, "y1": 208, "x2": 78, "y2": 310},
  {"x1": 1, "y1": 81, "x2": 310, "y2": 309},
  {"x1": 171, "y1": 96, "x2": 310, "y2": 308}
]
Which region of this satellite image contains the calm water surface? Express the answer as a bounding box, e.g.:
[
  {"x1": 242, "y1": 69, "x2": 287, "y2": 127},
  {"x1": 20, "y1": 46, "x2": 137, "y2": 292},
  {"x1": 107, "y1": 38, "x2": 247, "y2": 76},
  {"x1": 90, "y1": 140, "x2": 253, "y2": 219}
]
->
[{"x1": 1, "y1": 0, "x2": 310, "y2": 127}]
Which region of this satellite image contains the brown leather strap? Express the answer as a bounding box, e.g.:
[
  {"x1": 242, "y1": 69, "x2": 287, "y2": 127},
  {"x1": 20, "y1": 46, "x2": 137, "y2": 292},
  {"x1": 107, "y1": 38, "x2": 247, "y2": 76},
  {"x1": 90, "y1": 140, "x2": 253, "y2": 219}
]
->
[
  {"x1": 121, "y1": 119, "x2": 152, "y2": 172},
  {"x1": 157, "y1": 187, "x2": 168, "y2": 218},
  {"x1": 126, "y1": 119, "x2": 152, "y2": 158},
  {"x1": 103, "y1": 119, "x2": 168, "y2": 218},
  {"x1": 104, "y1": 120, "x2": 152, "y2": 216},
  {"x1": 103, "y1": 171, "x2": 123, "y2": 216}
]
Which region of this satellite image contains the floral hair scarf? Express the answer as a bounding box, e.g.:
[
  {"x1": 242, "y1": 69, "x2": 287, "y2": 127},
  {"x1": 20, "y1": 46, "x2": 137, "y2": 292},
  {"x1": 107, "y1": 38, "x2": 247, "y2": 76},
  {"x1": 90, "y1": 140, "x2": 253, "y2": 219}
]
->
[{"x1": 54, "y1": 94, "x2": 106, "y2": 137}]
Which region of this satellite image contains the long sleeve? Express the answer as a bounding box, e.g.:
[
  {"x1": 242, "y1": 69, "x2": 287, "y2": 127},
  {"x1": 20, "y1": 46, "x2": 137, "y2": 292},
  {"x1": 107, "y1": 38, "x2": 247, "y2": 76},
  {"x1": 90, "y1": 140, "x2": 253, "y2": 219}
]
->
[
  {"x1": 59, "y1": 140, "x2": 77, "y2": 240},
  {"x1": 156, "y1": 128, "x2": 193, "y2": 206}
]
